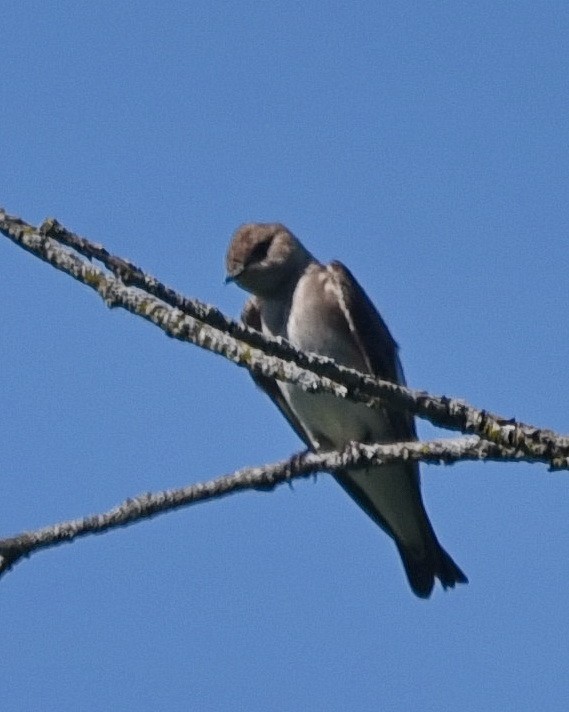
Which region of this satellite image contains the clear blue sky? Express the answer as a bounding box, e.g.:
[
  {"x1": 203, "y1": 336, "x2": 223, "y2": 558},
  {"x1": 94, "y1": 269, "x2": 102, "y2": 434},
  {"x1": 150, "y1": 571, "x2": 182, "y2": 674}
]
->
[{"x1": 1, "y1": 2, "x2": 569, "y2": 710}]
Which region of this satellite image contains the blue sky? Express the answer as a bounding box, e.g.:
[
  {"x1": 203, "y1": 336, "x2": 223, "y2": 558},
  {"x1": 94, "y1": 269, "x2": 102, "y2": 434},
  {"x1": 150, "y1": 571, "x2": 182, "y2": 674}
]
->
[{"x1": 1, "y1": 2, "x2": 569, "y2": 710}]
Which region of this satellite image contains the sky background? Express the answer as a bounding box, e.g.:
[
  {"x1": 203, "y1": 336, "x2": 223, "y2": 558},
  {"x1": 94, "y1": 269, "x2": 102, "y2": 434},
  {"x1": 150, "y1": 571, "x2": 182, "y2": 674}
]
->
[{"x1": 1, "y1": 2, "x2": 569, "y2": 710}]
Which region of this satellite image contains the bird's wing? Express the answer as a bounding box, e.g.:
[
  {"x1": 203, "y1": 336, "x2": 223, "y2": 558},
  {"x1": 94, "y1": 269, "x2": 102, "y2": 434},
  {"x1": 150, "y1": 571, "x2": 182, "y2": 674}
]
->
[
  {"x1": 324, "y1": 261, "x2": 455, "y2": 594},
  {"x1": 326, "y1": 260, "x2": 418, "y2": 444},
  {"x1": 241, "y1": 296, "x2": 316, "y2": 451}
]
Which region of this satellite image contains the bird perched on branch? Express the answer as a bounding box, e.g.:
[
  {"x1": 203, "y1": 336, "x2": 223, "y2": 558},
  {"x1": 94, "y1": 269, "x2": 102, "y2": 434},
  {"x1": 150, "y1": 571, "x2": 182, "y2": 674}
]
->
[{"x1": 225, "y1": 223, "x2": 467, "y2": 598}]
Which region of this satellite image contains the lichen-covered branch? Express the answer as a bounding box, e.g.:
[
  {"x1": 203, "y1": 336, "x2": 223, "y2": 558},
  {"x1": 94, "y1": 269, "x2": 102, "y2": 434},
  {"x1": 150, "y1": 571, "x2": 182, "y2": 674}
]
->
[
  {"x1": 1, "y1": 207, "x2": 568, "y2": 468},
  {"x1": 0, "y1": 436, "x2": 527, "y2": 577}
]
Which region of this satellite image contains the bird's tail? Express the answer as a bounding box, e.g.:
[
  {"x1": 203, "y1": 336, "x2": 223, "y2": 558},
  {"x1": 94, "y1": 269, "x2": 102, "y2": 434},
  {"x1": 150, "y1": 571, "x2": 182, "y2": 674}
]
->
[{"x1": 396, "y1": 541, "x2": 468, "y2": 599}]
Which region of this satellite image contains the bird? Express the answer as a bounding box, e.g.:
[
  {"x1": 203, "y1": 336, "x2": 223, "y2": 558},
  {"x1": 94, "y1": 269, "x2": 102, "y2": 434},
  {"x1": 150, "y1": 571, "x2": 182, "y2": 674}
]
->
[{"x1": 225, "y1": 223, "x2": 467, "y2": 598}]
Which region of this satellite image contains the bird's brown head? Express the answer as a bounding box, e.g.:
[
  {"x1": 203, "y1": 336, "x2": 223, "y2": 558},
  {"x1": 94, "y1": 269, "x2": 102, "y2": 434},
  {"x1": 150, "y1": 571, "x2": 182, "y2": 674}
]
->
[{"x1": 225, "y1": 223, "x2": 312, "y2": 297}]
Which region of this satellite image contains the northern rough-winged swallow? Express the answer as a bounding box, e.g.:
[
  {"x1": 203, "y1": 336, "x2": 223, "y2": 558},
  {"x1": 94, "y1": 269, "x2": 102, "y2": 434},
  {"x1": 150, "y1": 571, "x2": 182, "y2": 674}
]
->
[{"x1": 225, "y1": 223, "x2": 467, "y2": 598}]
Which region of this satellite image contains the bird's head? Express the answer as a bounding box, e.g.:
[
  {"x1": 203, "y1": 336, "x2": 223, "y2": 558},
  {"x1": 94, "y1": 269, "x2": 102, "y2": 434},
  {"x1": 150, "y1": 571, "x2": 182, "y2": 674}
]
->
[{"x1": 225, "y1": 223, "x2": 312, "y2": 297}]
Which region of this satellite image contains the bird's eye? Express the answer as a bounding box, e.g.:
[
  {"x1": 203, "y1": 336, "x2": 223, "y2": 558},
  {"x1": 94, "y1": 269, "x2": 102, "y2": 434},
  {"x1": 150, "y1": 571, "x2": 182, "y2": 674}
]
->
[{"x1": 248, "y1": 236, "x2": 273, "y2": 264}]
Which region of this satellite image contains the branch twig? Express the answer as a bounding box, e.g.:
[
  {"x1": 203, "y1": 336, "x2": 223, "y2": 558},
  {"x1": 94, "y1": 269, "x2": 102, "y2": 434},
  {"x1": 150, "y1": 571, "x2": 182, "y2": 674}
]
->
[{"x1": 0, "y1": 436, "x2": 528, "y2": 578}]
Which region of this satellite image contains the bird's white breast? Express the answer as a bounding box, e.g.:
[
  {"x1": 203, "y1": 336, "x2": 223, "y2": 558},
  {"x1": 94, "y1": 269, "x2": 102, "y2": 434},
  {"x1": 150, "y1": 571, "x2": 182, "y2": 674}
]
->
[{"x1": 276, "y1": 268, "x2": 390, "y2": 450}]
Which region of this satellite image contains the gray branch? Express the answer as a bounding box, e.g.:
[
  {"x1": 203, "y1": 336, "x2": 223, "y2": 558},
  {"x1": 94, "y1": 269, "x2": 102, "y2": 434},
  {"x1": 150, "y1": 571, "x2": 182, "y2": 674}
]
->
[
  {"x1": 0, "y1": 436, "x2": 527, "y2": 577},
  {"x1": 1, "y1": 207, "x2": 568, "y2": 468}
]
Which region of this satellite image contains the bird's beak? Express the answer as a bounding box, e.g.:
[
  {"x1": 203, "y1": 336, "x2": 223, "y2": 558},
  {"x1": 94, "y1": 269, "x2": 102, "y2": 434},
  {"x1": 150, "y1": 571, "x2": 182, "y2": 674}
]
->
[{"x1": 224, "y1": 264, "x2": 244, "y2": 285}]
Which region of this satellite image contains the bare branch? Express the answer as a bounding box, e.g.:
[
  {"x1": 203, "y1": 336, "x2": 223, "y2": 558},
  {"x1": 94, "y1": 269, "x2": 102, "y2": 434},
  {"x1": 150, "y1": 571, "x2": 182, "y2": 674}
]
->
[
  {"x1": 1, "y1": 208, "x2": 568, "y2": 468},
  {"x1": 0, "y1": 436, "x2": 532, "y2": 578}
]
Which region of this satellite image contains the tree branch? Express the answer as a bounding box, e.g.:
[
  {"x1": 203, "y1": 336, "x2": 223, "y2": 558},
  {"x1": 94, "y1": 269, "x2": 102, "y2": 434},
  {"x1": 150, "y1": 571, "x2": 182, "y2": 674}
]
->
[
  {"x1": 1, "y1": 207, "x2": 568, "y2": 468},
  {"x1": 0, "y1": 436, "x2": 530, "y2": 578}
]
